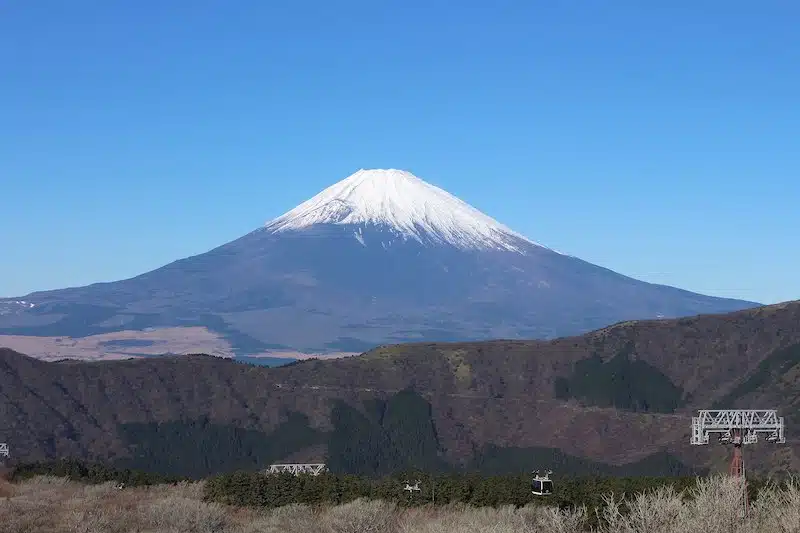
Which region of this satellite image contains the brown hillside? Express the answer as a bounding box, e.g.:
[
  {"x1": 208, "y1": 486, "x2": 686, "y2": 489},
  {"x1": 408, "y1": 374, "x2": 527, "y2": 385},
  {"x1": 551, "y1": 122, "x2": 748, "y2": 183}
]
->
[{"x1": 1, "y1": 300, "x2": 799, "y2": 474}]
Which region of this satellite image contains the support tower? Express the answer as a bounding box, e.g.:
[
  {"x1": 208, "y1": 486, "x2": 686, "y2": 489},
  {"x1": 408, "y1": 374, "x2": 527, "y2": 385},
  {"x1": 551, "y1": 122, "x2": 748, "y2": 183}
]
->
[
  {"x1": 265, "y1": 463, "x2": 327, "y2": 476},
  {"x1": 691, "y1": 409, "x2": 785, "y2": 518}
]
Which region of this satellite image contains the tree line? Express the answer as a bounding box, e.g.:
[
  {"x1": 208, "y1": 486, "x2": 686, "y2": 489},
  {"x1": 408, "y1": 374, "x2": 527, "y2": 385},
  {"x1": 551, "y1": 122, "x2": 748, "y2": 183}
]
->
[
  {"x1": 203, "y1": 470, "x2": 704, "y2": 511},
  {"x1": 9, "y1": 459, "x2": 189, "y2": 486},
  {"x1": 9, "y1": 458, "x2": 789, "y2": 530}
]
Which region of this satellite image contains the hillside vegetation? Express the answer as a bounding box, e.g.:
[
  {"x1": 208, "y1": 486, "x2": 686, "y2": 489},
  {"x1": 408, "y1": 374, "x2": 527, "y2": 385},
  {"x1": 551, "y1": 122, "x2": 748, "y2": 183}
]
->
[
  {"x1": 8, "y1": 458, "x2": 704, "y2": 512},
  {"x1": 1, "y1": 300, "x2": 799, "y2": 476},
  {"x1": 1, "y1": 474, "x2": 799, "y2": 533}
]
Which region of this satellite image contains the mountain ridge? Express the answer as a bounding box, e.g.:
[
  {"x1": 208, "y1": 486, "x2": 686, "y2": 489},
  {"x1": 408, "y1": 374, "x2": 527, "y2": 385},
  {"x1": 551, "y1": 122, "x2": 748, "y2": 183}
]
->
[{"x1": 1, "y1": 300, "x2": 798, "y2": 476}]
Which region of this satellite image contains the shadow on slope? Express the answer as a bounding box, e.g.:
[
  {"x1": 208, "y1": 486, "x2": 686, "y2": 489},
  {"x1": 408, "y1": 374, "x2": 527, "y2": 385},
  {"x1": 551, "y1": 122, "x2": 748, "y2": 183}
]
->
[
  {"x1": 555, "y1": 345, "x2": 686, "y2": 413},
  {"x1": 111, "y1": 389, "x2": 698, "y2": 479},
  {"x1": 472, "y1": 445, "x2": 704, "y2": 477}
]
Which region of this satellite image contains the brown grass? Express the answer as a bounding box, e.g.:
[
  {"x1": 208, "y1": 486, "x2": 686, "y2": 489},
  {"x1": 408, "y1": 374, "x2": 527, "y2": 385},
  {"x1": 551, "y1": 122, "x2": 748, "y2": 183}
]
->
[
  {"x1": 0, "y1": 478, "x2": 14, "y2": 498},
  {"x1": 0, "y1": 328, "x2": 357, "y2": 361},
  {"x1": 1, "y1": 475, "x2": 798, "y2": 533}
]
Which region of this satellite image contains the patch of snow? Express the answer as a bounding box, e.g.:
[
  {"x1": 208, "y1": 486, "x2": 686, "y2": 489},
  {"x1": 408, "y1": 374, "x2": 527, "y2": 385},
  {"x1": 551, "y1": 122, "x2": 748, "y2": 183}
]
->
[
  {"x1": 353, "y1": 228, "x2": 366, "y2": 246},
  {"x1": 0, "y1": 299, "x2": 36, "y2": 314},
  {"x1": 265, "y1": 169, "x2": 559, "y2": 253}
]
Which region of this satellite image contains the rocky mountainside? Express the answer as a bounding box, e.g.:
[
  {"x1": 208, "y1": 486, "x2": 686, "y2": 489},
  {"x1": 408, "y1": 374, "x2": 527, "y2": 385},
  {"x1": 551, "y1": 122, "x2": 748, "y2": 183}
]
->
[
  {"x1": 0, "y1": 169, "x2": 758, "y2": 357},
  {"x1": 1, "y1": 300, "x2": 798, "y2": 477}
]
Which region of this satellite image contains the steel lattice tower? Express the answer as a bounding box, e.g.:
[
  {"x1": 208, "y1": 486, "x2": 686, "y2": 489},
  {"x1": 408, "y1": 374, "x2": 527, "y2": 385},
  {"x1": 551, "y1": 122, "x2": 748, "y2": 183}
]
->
[
  {"x1": 691, "y1": 409, "x2": 785, "y2": 519},
  {"x1": 727, "y1": 428, "x2": 747, "y2": 516}
]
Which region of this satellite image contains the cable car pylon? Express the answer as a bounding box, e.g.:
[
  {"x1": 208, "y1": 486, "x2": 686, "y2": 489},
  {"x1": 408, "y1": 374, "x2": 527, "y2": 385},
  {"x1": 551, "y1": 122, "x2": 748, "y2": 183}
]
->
[{"x1": 691, "y1": 409, "x2": 785, "y2": 519}]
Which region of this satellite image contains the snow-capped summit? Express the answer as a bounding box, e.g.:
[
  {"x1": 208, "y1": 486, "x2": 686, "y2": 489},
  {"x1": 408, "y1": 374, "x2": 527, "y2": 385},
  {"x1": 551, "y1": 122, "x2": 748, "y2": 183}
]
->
[
  {"x1": 265, "y1": 169, "x2": 548, "y2": 252},
  {"x1": 1, "y1": 167, "x2": 759, "y2": 359}
]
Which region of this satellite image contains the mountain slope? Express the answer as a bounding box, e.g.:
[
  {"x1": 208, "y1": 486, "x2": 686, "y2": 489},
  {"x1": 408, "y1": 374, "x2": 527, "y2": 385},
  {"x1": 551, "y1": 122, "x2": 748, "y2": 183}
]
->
[
  {"x1": 0, "y1": 169, "x2": 759, "y2": 356},
  {"x1": 1, "y1": 301, "x2": 798, "y2": 476},
  {"x1": 266, "y1": 168, "x2": 547, "y2": 252}
]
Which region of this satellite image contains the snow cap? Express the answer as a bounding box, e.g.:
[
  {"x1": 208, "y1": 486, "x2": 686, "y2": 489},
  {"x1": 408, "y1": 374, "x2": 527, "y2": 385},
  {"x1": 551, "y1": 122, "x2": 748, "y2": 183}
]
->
[{"x1": 265, "y1": 169, "x2": 549, "y2": 252}]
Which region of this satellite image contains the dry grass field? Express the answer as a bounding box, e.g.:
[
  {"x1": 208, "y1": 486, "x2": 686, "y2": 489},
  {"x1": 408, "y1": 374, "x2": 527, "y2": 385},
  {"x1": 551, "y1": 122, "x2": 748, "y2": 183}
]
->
[
  {"x1": 1, "y1": 474, "x2": 798, "y2": 533},
  {"x1": 0, "y1": 328, "x2": 358, "y2": 361}
]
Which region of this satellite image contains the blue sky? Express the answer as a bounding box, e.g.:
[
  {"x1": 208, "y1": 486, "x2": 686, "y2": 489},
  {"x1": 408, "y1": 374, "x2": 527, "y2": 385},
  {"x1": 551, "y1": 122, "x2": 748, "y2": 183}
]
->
[{"x1": 1, "y1": 1, "x2": 797, "y2": 304}]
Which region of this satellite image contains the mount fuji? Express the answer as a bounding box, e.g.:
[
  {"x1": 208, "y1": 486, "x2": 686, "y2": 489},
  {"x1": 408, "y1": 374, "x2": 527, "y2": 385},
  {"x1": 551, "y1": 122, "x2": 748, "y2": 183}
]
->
[{"x1": 0, "y1": 169, "x2": 759, "y2": 358}]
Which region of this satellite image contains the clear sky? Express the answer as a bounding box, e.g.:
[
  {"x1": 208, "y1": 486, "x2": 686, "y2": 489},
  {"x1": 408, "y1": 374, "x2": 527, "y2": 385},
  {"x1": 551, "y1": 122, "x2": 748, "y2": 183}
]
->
[{"x1": 1, "y1": 1, "x2": 797, "y2": 304}]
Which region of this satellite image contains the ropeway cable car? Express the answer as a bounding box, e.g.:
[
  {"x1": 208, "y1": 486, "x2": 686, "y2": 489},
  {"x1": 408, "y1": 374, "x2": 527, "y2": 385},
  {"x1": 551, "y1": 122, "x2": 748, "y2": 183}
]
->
[{"x1": 531, "y1": 470, "x2": 553, "y2": 496}]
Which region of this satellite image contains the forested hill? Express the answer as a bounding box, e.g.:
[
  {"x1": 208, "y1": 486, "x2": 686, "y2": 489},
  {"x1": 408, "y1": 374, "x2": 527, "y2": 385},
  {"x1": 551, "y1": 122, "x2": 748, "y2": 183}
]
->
[{"x1": 1, "y1": 300, "x2": 799, "y2": 477}]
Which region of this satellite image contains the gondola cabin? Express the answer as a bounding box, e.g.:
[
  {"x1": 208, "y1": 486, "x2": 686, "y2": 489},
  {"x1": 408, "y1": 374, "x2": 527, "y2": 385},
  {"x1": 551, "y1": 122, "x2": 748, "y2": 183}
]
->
[{"x1": 531, "y1": 470, "x2": 553, "y2": 496}]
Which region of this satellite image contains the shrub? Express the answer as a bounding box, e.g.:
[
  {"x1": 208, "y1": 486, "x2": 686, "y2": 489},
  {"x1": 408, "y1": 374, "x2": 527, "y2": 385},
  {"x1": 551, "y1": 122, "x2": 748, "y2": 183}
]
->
[
  {"x1": 322, "y1": 498, "x2": 398, "y2": 533},
  {"x1": 139, "y1": 497, "x2": 228, "y2": 532},
  {"x1": 2, "y1": 471, "x2": 800, "y2": 533}
]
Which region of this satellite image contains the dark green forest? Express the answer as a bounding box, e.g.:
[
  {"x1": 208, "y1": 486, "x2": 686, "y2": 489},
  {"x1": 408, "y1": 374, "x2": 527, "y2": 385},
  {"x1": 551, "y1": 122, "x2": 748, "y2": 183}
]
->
[
  {"x1": 555, "y1": 348, "x2": 686, "y2": 413},
  {"x1": 117, "y1": 411, "x2": 325, "y2": 478},
  {"x1": 326, "y1": 390, "x2": 447, "y2": 475},
  {"x1": 110, "y1": 388, "x2": 698, "y2": 479}
]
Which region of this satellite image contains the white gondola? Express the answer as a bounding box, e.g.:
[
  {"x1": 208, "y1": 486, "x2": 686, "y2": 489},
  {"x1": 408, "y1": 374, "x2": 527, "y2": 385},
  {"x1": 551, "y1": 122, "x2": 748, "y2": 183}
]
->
[
  {"x1": 531, "y1": 470, "x2": 553, "y2": 496},
  {"x1": 403, "y1": 480, "x2": 421, "y2": 493}
]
